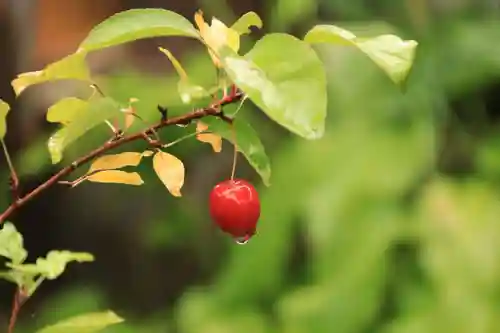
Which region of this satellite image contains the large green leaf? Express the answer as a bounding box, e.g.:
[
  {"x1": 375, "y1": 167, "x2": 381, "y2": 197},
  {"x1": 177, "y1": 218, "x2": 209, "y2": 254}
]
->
[
  {"x1": 0, "y1": 222, "x2": 27, "y2": 265},
  {"x1": 78, "y1": 9, "x2": 200, "y2": 52},
  {"x1": 304, "y1": 25, "x2": 418, "y2": 86},
  {"x1": 36, "y1": 311, "x2": 123, "y2": 333},
  {"x1": 46, "y1": 97, "x2": 88, "y2": 125},
  {"x1": 48, "y1": 97, "x2": 121, "y2": 164},
  {"x1": 11, "y1": 53, "x2": 90, "y2": 96},
  {"x1": 0, "y1": 99, "x2": 10, "y2": 139},
  {"x1": 220, "y1": 33, "x2": 327, "y2": 139},
  {"x1": 230, "y1": 12, "x2": 263, "y2": 35},
  {"x1": 201, "y1": 117, "x2": 271, "y2": 186}
]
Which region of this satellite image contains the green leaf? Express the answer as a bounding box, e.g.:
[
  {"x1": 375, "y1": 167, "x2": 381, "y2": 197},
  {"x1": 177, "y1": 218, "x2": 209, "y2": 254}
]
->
[
  {"x1": 177, "y1": 81, "x2": 209, "y2": 104},
  {"x1": 158, "y1": 47, "x2": 210, "y2": 104},
  {"x1": 0, "y1": 99, "x2": 10, "y2": 139},
  {"x1": 79, "y1": 9, "x2": 200, "y2": 52},
  {"x1": 0, "y1": 271, "x2": 18, "y2": 283},
  {"x1": 201, "y1": 117, "x2": 271, "y2": 186},
  {"x1": 9, "y1": 250, "x2": 94, "y2": 280},
  {"x1": 35, "y1": 310, "x2": 124, "y2": 333},
  {"x1": 48, "y1": 97, "x2": 121, "y2": 164},
  {"x1": 46, "y1": 97, "x2": 88, "y2": 125},
  {"x1": 231, "y1": 12, "x2": 263, "y2": 35},
  {"x1": 304, "y1": 25, "x2": 418, "y2": 85},
  {"x1": 0, "y1": 222, "x2": 27, "y2": 265},
  {"x1": 11, "y1": 53, "x2": 90, "y2": 96},
  {"x1": 0, "y1": 269, "x2": 37, "y2": 289},
  {"x1": 220, "y1": 33, "x2": 327, "y2": 140}
]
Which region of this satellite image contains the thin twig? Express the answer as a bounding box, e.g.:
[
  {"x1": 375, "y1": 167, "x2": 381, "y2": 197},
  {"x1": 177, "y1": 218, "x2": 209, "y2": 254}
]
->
[
  {"x1": 8, "y1": 288, "x2": 26, "y2": 333},
  {"x1": 0, "y1": 92, "x2": 242, "y2": 224},
  {"x1": 1, "y1": 139, "x2": 19, "y2": 200},
  {"x1": 163, "y1": 130, "x2": 213, "y2": 149}
]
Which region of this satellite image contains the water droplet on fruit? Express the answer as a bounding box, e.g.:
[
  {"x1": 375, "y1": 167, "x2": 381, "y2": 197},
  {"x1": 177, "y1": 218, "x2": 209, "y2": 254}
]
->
[{"x1": 234, "y1": 235, "x2": 250, "y2": 245}]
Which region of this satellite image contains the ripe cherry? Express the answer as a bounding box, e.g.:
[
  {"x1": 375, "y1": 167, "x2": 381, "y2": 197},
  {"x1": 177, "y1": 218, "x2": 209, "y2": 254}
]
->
[{"x1": 209, "y1": 179, "x2": 260, "y2": 244}]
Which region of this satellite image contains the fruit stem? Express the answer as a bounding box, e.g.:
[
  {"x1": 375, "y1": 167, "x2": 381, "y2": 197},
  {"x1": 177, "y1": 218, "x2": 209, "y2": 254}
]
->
[{"x1": 230, "y1": 123, "x2": 238, "y2": 180}]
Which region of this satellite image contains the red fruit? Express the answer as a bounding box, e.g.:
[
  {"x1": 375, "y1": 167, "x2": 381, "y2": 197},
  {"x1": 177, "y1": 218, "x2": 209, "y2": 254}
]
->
[{"x1": 209, "y1": 179, "x2": 260, "y2": 243}]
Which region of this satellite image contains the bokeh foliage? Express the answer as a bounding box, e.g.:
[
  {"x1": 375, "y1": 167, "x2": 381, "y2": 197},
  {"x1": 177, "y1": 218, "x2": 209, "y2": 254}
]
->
[{"x1": 4, "y1": 0, "x2": 500, "y2": 332}]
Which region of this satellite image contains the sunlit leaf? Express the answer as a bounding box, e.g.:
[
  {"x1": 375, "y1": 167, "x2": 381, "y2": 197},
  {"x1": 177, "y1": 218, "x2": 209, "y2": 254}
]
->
[
  {"x1": 11, "y1": 53, "x2": 90, "y2": 96},
  {"x1": 153, "y1": 151, "x2": 185, "y2": 197},
  {"x1": 177, "y1": 81, "x2": 209, "y2": 104},
  {"x1": 48, "y1": 97, "x2": 121, "y2": 164},
  {"x1": 122, "y1": 98, "x2": 138, "y2": 131},
  {"x1": 194, "y1": 11, "x2": 240, "y2": 67},
  {"x1": 46, "y1": 97, "x2": 87, "y2": 125},
  {"x1": 86, "y1": 170, "x2": 144, "y2": 186},
  {"x1": 0, "y1": 99, "x2": 10, "y2": 139},
  {"x1": 158, "y1": 47, "x2": 188, "y2": 80},
  {"x1": 196, "y1": 121, "x2": 222, "y2": 153},
  {"x1": 202, "y1": 117, "x2": 271, "y2": 185},
  {"x1": 86, "y1": 152, "x2": 144, "y2": 174},
  {"x1": 9, "y1": 250, "x2": 94, "y2": 280},
  {"x1": 304, "y1": 25, "x2": 418, "y2": 85},
  {"x1": 35, "y1": 310, "x2": 124, "y2": 333},
  {"x1": 78, "y1": 9, "x2": 199, "y2": 53},
  {"x1": 124, "y1": 114, "x2": 135, "y2": 131},
  {"x1": 219, "y1": 33, "x2": 327, "y2": 139},
  {"x1": 0, "y1": 222, "x2": 27, "y2": 265},
  {"x1": 231, "y1": 12, "x2": 263, "y2": 35},
  {"x1": 0, "y1": 271, "x2": 19, "y2": 284}
]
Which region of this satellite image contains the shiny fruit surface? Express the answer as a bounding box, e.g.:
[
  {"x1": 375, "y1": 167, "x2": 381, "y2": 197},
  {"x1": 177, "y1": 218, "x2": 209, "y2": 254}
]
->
[{"x1": 209, "y1": 179, "x2": 260, "y2": 241}]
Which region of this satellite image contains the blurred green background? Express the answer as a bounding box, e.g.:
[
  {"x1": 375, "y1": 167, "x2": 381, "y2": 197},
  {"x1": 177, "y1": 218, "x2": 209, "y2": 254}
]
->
[{"x1": 2, "y1": 0, "x2": 500, "y2": 332}]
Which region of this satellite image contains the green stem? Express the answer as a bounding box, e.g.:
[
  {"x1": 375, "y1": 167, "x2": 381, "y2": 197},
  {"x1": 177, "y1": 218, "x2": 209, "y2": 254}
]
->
[
  {"x1": 163, "y1": 130, "x2": 213, "y2": 149},
  {"x1": 230, "y1": 123, "x2": 238, "y2": 180},
  {"x1": 27, "y1": 276, "x2": 45, "y2": 297}
]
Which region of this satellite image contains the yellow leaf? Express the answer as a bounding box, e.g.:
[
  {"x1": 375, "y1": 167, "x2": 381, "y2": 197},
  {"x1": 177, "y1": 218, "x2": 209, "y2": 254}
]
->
[
  {"x1": 194, "y1": 10, "x2": 240, "y2": 67},
  {"x1": 142, "y1": 150, "x2": 154, "y2": 157},
  {"x1": 86, "y1": 170, "x2": 144, "y2": 186},
  {"x1": 123, "y1": 108, "x2": 135, "y2": 131},
  {"x1": 122, "y1": 98, "x2": 139, "y2": 131},
  {"x1": 196, "y1": 121, "x2": 222, "y2": 153},
  {"x1": 158, "y1": 47, "x2": 188, "y2": 80},
  {"x1": 152, "y1": 151, "x2": 185, "y2": 197},
  {"x1": 194, "y1": 10, "x2": 209, "y2": 36},
  {"x1": 86, "y1": 152, "x2": 144, "y2": 174},
  {"x1": 211, "y1": 18, "x2": 240, "y2": 52}
]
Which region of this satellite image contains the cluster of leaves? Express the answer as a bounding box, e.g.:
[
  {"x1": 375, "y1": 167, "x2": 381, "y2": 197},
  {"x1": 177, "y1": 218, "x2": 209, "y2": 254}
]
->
[
  {"x1": 0, "y1": 7, "x2": 418, "y2": 332},
  {"x1": 0, "y1": 223, "x2": 122, "y2": 332},
  {"x1": 1, "y1": 8, "x2": 417, "y2": 191}
]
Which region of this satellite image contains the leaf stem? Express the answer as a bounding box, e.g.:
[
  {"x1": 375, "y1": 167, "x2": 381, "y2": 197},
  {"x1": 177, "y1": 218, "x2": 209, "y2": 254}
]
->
[
  {"x1": 230, "y1": 123, "x2": 238, "y2": 181},
  {"x1": 1, "y1": 139, "x2": 19, "y2": 199},
  {"x1": 0, "y1": 91, "x2": 243, "y2": 224},
  {"x1": 27, "y1": 276, "x2": 45, "y2": 296},
  {"x1": 162, "y1": 130, "x2": 213, "y2": 149}
]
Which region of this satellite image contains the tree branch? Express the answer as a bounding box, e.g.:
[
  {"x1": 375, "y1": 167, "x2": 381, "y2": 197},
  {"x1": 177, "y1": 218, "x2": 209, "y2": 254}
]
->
[
  {"x1": 8, "y1": 287, "x2": 27, "y2": 333},
  {"x1": 0, "y1": 91, "x2": 242, "y2": 224}
]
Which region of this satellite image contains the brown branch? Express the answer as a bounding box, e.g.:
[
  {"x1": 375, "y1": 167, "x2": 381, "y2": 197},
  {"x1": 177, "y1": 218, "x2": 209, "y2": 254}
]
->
[
  {"x1": 8, "y1": 288, "x2": 27, "y2": 333},
  {"x1": 0, "y1": 91, "x2": 242, "y2": 224}
]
